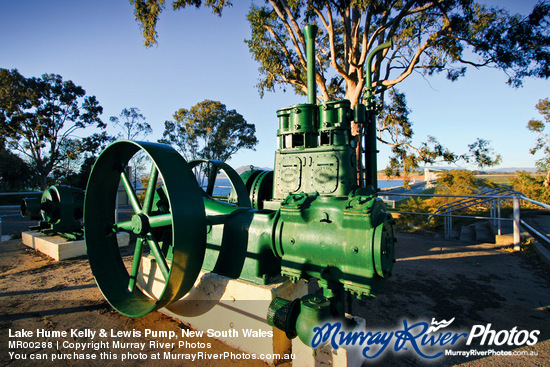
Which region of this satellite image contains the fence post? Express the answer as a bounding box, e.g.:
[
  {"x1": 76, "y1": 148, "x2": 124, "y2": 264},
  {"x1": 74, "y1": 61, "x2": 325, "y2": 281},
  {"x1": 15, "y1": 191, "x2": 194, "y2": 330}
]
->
[
  {"x1": 444, "y1": 213, "x2": 448, "y2": 239},
  {"x1": 497, "y1": 198, "x2": 501, "y2": 236},
  {"x1": 513, "y1": 195, "x2": 521, "y2": 251},
  {"x1": 489, "y1": 199, "x2": 496, "y2": 228}
]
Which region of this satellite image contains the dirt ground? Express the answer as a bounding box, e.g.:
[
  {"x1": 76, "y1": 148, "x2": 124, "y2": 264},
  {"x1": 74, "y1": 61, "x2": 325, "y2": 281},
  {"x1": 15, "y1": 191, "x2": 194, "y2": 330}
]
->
[{"x1": 1, "y1": 232, "x2": 549, "y2": 366}]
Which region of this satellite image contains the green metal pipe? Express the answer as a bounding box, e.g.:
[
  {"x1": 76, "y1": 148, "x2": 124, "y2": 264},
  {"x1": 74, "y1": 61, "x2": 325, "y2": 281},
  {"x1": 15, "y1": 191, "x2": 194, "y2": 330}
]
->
[
  {"x1": 364, "y1": 40, "x2": 392, "y2": 192},
  {"x1": 364, "y1": 40, "x2": 393, "y2": 102},
  {"x1": 148, "y1": 213, "x2": 173, "y2": 228},
  {"x1": 304, "y1": 25, "x2": 318, "y2": 105}
]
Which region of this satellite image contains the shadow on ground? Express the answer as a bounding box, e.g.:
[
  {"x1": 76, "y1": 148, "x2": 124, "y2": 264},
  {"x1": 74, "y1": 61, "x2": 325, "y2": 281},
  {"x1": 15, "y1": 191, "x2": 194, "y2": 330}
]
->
[{"x1": 0, "y1": 232, "x2": 549, "y2": 366}]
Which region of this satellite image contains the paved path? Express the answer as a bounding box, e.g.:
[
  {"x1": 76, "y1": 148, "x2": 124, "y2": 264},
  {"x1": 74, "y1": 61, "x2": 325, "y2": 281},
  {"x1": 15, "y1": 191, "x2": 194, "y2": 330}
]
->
[{"x1": 0, "y1": 205, "x2": 34, "y2": 239}]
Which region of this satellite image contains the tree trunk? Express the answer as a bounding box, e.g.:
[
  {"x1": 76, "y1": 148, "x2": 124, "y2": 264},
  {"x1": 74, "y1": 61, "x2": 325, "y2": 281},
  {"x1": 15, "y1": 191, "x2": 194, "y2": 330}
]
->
[{"x1": 40, "y1": 175, "x2": 47, "y2": 191}]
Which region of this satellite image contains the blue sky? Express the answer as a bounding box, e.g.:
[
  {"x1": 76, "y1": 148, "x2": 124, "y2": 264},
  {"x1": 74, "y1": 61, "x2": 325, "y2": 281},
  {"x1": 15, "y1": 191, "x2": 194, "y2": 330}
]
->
[{"x1": 1, "y1": 0, "x2": 547, "y2": 171}]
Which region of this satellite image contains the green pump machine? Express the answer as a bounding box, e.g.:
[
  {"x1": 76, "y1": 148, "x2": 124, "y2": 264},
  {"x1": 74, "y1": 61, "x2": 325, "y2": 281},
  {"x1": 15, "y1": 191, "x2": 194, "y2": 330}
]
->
[
  {"x1": 21, "y1": 185, "x2": 84, "y2": 240},
  {"x1": 84, "y1": 25, "x2": 395, "y2": 347}
]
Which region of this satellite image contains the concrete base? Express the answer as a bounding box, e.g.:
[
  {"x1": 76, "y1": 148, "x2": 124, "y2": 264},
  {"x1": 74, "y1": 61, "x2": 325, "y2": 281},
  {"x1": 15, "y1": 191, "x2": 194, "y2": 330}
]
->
[
  {"x1": 22, "y1": 231, "x2": 130, "y2": 261},
  {"x1": 139, "y1": 256, "x2": 306, "y2": 364},
  {"x1": 495, "y1": 234, "x2": 514, "y2": 245},
  {"x1": 139, "y1": 257, "x2": 367, "y2": 366}
]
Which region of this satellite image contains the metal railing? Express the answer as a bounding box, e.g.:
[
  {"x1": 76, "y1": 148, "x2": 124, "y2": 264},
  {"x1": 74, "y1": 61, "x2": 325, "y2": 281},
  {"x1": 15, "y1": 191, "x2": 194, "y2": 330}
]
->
[
  {"x1": 428, "y1": 188, "x2": 524, "y2": 240},
  {"x1": 385, "y1": 191, "x2": 550, "y2": 251}
]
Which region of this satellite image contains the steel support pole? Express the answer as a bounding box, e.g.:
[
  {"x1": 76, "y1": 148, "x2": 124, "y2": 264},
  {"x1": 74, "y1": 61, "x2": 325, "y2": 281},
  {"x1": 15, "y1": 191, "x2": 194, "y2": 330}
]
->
[
  {"x1": 444, "y1": 213, "x2": 449, "y2": 239},
  {"x1": 497, "y1": 199, "x2": 502, "y2": 236},
  {"x1": 513, "y1": 195, "x2": 521, "y2": 251},
  {"x1": 491, "y1": 199, "x2": 497, "y2": 229},
  {"x1": 449, "y1": 213, "x2": 453, "y2": 238}
]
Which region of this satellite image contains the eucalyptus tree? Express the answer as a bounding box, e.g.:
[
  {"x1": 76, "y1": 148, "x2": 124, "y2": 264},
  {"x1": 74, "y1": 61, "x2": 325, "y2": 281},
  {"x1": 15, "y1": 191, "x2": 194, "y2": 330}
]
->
[
  {"x1": 130, "y1": 0, "x2": 549, "y2": 176},
  {"x1": 159, "y1": 99, "x2": 258, "y2": 189},
  {"x1": 0, "y1": 69, "x2": 105, "y2": 189},
  {"x1": 110, "y1": 107, "x2": 153, "y2": 186},
  {"x1": 159, "y1": 99, "x2": 258, "y2": 162},
  {"x1": 527, "y1": 97, "x2": 550, "y2": 186}
]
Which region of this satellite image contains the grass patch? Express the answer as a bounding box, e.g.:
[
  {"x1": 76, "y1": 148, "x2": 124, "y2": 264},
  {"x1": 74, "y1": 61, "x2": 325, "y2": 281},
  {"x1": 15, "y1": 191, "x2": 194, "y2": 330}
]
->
[
  {"x1": 393, "y1": 187, "x2": 435, "y2": 211},
  {"x1": 479, "y1": 175, "x2": 514, "y2": 186}
]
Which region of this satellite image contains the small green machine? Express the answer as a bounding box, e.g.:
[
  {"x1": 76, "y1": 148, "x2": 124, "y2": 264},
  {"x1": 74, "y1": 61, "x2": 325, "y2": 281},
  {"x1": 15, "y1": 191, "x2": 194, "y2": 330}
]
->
[
  {"x1": 84, "y1": 25, "x2": 395, "y2": 346},
  {"x1": 21, "y1": 185, "x2": 84, "y2": 240}
]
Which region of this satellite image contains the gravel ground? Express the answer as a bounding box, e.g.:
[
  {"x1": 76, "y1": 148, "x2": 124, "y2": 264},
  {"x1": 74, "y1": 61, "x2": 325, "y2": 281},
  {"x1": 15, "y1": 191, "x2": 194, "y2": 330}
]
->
[{"x1": 1, "y1": 231, "x2": 549, "y2": 366}]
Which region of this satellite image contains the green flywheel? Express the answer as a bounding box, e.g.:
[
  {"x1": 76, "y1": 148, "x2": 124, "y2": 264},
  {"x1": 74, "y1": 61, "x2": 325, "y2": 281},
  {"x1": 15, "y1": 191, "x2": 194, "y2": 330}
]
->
[{"x1": 84, "y1": 141, "x2": 206, "y2": 317}]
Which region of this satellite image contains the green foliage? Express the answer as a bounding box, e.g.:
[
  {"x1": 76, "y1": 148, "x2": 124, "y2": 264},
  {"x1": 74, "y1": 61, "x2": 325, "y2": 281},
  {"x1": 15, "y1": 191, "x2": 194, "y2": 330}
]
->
[
  {"x1": 398, "y1": 196, "x2": 436, "y2": 230},
  {"x1": 430, "y1": 169, "x2": 496, "y2": 215},
  {"x1": 110, "y1": 107, "x2": 153, "y2": 187},
  {"x1": 130, "y1": 1, "x2": 550, "y2": 101},
  {"x1": 159, "y1": 100, "x2": 258, "y2": 162},
  {"x1": 398, "y1": 170, "x2": 496, "y2": 230},
  {"x1": 465, "y1": 138, "x2": 502, "y2": 170},
  {"x1": 0, "y1": 69, "x2": 106, "y2": 189},
  {"x1": 0, "y1": 139, "x2": 34, "y2": 190},
  {"x1": 435, "y1": 169, "x2": 496, "y2": 196},
  {"x1": 56, "y1": 156, "x2": 97, "y2": 189},
  {"x1": 381, "y1": 90, "x2": 457, "y2": 180},
  {"x1": 52, "y1": 133, "x2": 115, "y2": 189},
  {"x1": 130, "y1": 0, "x2": 232, "y2": 47},
  {"x1": 511, "y1": 171, "x2": 550, "y2": 205},
  {"x1": 526, "y1": 97, "x2": 550, "y2": 185},
  {"x1": 381, "y1": 91, "x2": 500, "y2": 182}
]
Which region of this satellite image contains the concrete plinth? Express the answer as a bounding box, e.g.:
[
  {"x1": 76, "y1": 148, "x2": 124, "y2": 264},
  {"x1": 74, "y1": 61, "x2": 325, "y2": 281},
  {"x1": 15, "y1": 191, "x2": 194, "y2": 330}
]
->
[
  {"x1": 139, "y1": 256, "x2": 307, "y2": 364},
  {"x1": 22, "y1": 231, "x2": 130, "y2": 260},
  {"x1": 139, "y1": 257, "x2": 366, "y2": 366}
]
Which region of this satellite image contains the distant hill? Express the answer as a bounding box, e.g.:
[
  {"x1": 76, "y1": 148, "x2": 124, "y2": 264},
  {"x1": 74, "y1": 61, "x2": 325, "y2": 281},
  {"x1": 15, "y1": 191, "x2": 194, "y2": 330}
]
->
[
  {"x1": 234, "y1": 165, "x2": 273, "y2": 174},
  {"x1": 216, "y1": 165, "x2": 273, "y2": 178},
  {"x1": 484, "y1": 167, "x2": 537, "y2": 173},
  {"x1": 411, "y1": 166, "x2": 538, "y2": 174}
]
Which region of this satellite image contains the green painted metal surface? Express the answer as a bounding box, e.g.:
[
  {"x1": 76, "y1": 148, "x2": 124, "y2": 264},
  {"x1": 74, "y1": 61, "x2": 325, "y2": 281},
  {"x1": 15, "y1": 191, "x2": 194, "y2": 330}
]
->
[
  {"x1": 20, "y1": 197, "x2": 41, "y2": 219},
  {"x1": 363, "y1": 40, "x2": 393, "y2": 192},
  {"x1": 84, "y1": 141, "x2": 206, "y2": 318},
  {"x1": 21, "y1": 185, "x2": 84, "y2": 239}
]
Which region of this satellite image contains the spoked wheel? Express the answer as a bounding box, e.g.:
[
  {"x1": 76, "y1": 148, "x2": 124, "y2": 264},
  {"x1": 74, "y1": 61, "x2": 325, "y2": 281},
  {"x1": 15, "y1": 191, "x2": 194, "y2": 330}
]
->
[{"x1": 85, "y1": 141, "x2": 206, "y2": 317}]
